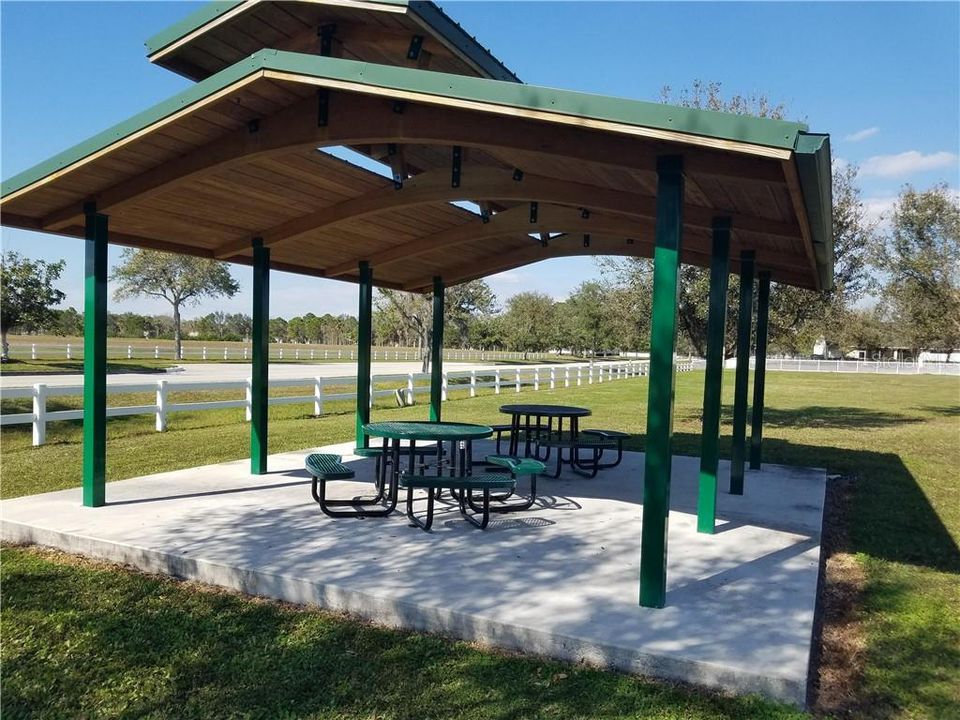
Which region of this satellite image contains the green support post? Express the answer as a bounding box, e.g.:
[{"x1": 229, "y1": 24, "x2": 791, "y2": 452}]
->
[
  {"x1": 639, "y1": 156, "x2": 684, "y2": 609},
  {"x1": 750, "y1": 271, "x2": 771, "y2": 470},
  {"x1": 355, "y1": 261, "x2": 373, "y2": 448},
  {"x1": 729, "y1": 250, "x2": 755, "y2": 494},
  {"x1": 251, "y1": 238, "x2": 270, "y2": 474},
  {"x1": 696, "y1": 218, "x2": 731, "y2": 534},
  {"x1": 82, "y1": 204, "x2": 107, "y2": 507},
  {"x1": 429, "y1": 276, "x2": 444, "y2": 422}
]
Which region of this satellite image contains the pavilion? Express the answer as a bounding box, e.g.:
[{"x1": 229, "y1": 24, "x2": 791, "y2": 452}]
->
[{"x1": 0, "y1": 0, "x2": 833, "y2": 611}]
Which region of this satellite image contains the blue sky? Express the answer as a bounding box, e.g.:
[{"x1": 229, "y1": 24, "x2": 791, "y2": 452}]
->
[{"x1": 2, "y1": 1, "x2": 958, "y2": 319}]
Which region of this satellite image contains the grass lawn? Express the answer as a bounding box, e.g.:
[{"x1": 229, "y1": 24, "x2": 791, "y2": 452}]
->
[{"x1": 2, "y1": 370, "x2": 958, "y2": 718}]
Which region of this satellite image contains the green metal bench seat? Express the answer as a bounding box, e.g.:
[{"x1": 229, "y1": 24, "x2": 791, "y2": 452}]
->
[
  {"x1": 307, "y1": 453, "x2": 394, "y2": 518},
  {"x1": 535, "y1": 432, "x2": 616, "y2": 478},
  {"x1": 581, "y1": 429, "x2": 630, "y2": 469},
  {"x1": 483, "y1": 454, "x2": 545, "y2": 511},
  {"x1": 399, "y1": 472, "x2": 516, "y2": 531}
]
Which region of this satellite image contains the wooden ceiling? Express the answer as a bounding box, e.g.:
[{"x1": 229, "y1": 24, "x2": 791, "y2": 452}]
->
[
  {"x1": 1, "y1": 54, "x2": 829, "y2": 292},
  {"x1": 147, "y1": 0, "x2": 520, "y2": 83}
]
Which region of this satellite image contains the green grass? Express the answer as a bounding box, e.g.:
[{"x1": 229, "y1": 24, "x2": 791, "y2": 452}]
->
[
  {"x1": 1, "y1": 546, "x2": 803, "y2": 720},
  {"x1": 2, "y1": 370, "x2": 958, "y2": 718}
]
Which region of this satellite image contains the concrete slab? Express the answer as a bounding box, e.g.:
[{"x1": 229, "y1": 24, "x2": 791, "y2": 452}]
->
[{"x1": 1, "y1": 443, "x2": 825, "y2": 706}]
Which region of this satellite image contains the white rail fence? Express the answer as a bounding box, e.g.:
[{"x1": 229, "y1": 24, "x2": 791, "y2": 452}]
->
[
  {"x1": 6, "y1": 342, "x2": 561, "y2": 363},
  {"x1": 1, "y1": 360, "x2": 697, "y2": 447},
  {"x1": 758, "y1": 358, "x2": 960, "y2": 376}
]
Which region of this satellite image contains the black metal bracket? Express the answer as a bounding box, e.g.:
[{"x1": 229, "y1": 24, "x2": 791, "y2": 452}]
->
[
  {"x1": 479, "y1": 205, "x2": 490, "y2": 224},
  {"x1": 318, "y1": 24, "x2": 336, "y2": 56},
  {"x1": 392, "y1": 100, "x2": 406, "y2": 114},
  {"x1": 247, "y1": 119, "x2": 260, "y2": 134},
  {"x1": 580, "y1": 207, "x2": 590, "y2": 219},
  {"x1": 451, "y1": 146, "x2": 462, "y2": 188},
  {"x1": 512, "y1": 168, "x2": 524, "y2": 181},
  {"x1": 317, "y1": 89, "x2": 330, "y2": 127},
  {"x1": 388, "y1": 143, "x2": 403, "y2": 189},
  {"x1": 407, "y1": 34, "x2": 424, "y2": 60},
  {"x1": 583, "y1": 233, "x2": 591, "y2": 248},
  {"x1": 529, "y1": 201, "x2": 538, "y2": 223},
  {"x1": 626, "y1": 237, "x2": 635, "y2": 245}
]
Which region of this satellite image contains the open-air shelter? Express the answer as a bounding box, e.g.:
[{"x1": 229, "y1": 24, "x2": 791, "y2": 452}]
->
[{"x1": 0, "y1": 0, "x2": 832, "y2": 613}]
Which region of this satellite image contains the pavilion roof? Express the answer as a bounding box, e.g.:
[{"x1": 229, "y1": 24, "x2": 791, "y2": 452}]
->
[
  {"x1": 146, "y1": 0, "x2": 521, "y2": 83},
  {"x1": 0, "y1": 50, "x2": 833, "y2": 291}
]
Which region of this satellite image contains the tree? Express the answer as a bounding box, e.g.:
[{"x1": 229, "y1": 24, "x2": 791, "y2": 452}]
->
[
  {"x1": 375, "y1": 280, "x2": 495, "y2": 370},
  {"x1": 601, "y1": 84, "x2": 874, "y2": 358},
  {"x1": 0, "y1": 252, "x2": 66, "y2": 360},
  {"x1": 873, "y1": 184, "x2": 960, "y2": 353},
  {"x1": 502, "y1": 292, "x2": 556, "y2": 356},
  {"x1": 111, "y1": 250, "x2": 239, "y2": 360}
]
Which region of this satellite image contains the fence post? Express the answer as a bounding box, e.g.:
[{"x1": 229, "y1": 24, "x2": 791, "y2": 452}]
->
[
  {"x1": 32, "y1": 383, "x2": 47, "y2": 446},
  {"x1": 565, "y1": 367, "x2": 570, "y2": 388},
  {"x1": 550, "y1": 367, "x2": 556, "y2": 389},
  {"x1": 515, "y1": 369, "x2": 521, "y2": 393},
  {"x1": 31, "y1": 343, "x2": 37, "y2": 360},
  {"x1": 406, "y1": 372, "x2": 415, "y2": 405},
  {"x1": 441, "y1": 371, "x2": 448, "y2": 402},
  {"x1": 338, "y1": 349, "x2": 342, "y2": 359},
  {"x1": 577, "y1": 366, "x2": 583, "y2": 386},
  {"x1": 67, "y1": 343, "x2": 72, "y2": 360},
  {"x1": 494, "y1": 369, "x2": 501, "y2": 395},
  {"x1": 154, "y1": 345, "x2": 159, "y2": 359},
  {"x1": 350, "y1": 350, "x2": 354, "y2": 360},
  {"x1": 534, "y1": 368, "x2": 540, "y2": 391},
  {"x1": 223, "y1": 347, "x2": 228, "y2": 360},
  {"x1": 296, "y1": 349, "x2": 300, "y2": 360},
  {"x1": 589, "y1": 364, "x2": 594, "y2": 384},
  {"x1": 279, "y1": 348, "x2": 284, "y2": 360},
  {"x1": 314, "y1": 377, "x2": 324, "y2": 415},
  {"x1": 156, "y1": 380, "x2": 168, "y2": 432},
  {"x1": 202, "y1": 346, "x2": 207, "y2": 360},
  {"x1": 245, "y1": 378, "x2": 253, "y2": 422},
  {"x1": 470, "y1": 370, "x2": 477, "y2": 398},
  {"x1": 310, "y1": 349, "x2": 314, "y2": 360},
  {"x1": 127, "y1": 345, "x2": 132, "y2": 359},
  {"x1": 243, "y1": 347, "x2": 248, "y2": 360}
]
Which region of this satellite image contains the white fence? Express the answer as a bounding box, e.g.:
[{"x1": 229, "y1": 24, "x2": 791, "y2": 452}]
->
[
  {"x1": 759, "y1": 358, "x2": 960, "y2": 376},
  {"x1": 1, "y1": 360, "x2": 698, "y2": 447},
  {"x1": 4, "y1": 342, "x2": 561, "y2": 363}
]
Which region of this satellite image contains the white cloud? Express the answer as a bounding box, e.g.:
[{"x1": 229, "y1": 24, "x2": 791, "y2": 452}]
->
[
  {"x1": 860, "y1": 150, "x2": 958, "y2": 178},
  {"x1": 863, "y1": 195, "x2": 898, "y2": 225},
  {"x1": 843, "y1": 126, "x2": 880, "y2": 143}
]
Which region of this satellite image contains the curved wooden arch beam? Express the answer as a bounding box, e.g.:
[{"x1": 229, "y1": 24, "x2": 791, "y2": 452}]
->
[
  {"x1": 38, "y1": 89, "x2": 790, "y2": 234},
  {"x1": 404, "y1": 233, "x2": 815, "y2": 292},
  {"x1": 323, "y1": 203, "x2": 653, "y2": 277},
  {"x1": 213, "y1": 164, "x2": 799, "y2": 260}
]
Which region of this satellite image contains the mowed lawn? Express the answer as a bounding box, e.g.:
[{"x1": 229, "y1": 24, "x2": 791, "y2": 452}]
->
[{"x1": 2, "y1": 370, "x2": 958, "y2": 718}]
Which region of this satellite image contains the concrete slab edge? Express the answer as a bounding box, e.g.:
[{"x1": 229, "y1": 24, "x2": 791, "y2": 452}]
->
[{"x1": 2, "y1": 520, "x2": 806, "y2": 706}]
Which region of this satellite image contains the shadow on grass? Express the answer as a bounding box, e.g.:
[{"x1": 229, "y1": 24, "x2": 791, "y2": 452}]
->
[
  {"x1": 2, "y1": 547, "x2": 801, "y2": 720},
  {"x1": 0, "y1": 360, "x2": 169, "y2": 375},
  {"x1": 621, "y1": 428, "x2": 960, "y2": 575}
]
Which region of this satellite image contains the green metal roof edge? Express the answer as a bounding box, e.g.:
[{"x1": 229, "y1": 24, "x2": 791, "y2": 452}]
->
[
  {"x1": 3, "y1": 50, "x2": 812, "y2": 200},
  {"x1": 1, "y1": 55, "x2": 265, "y2": 199},
  {"x1": 407, "y1": 2, "x2": 519, "y2": 82},
  {"x1": 144, "y1": 1, "x2": 519, "y2": 82},
  {"x1": 262, "y1": 50, "x2": 806, "y2": 148},
  {"x1": 145, "y1": 0, "x2": 250, "y2": 55},
  {"x1": 794, "y1": 132, "x2": 834, "y2": 290}
]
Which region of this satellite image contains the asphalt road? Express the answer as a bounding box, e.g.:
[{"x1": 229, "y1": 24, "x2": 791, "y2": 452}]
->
[{"x1": 0, "y1": 361, "x2": 503, "y2": 388}]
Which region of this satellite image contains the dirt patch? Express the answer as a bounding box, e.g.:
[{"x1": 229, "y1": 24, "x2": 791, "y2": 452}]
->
[{"x1": 810, "y1": 474, "x2": 869, "y2": 717}]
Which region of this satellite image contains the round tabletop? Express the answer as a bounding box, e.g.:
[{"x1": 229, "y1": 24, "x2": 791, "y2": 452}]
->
[
  {"x1": 364, "y1": 421, "x2": 493, "y2": 441},
  {"x1": 499, "y1": 404, "x2": 591, "y2": 418}
]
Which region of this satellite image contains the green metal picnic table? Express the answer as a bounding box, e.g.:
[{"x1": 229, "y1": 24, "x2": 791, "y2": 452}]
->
[{"x1": 363, "y1": 421, "x2": 494, "y2": 509}]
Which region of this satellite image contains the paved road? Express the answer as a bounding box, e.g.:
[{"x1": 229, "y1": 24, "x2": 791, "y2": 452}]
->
[{"x1": 0, "y1": 362, "x2": 503, "y2": 389}]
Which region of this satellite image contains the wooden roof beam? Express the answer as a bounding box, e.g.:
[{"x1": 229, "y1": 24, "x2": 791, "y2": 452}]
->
[
  {"x1": 213, "y1": 164, "x2": 800, "y2": 259},
  {"x1": 323, "y1": 203, "x2": 655, "y2": 277},
  {"x1": 33, "y1": 90, "x2": 789, "y2": 233}
]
